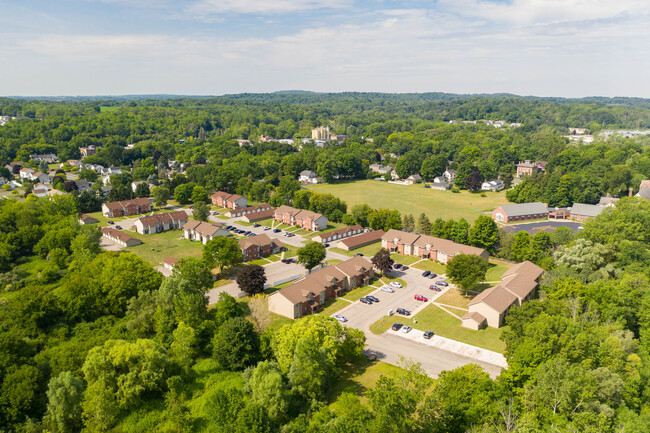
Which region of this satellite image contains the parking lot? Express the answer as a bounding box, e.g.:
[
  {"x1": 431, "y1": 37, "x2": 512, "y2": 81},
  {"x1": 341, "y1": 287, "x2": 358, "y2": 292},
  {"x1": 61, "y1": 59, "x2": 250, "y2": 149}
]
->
[{"x1": 332, "y1": 265, "x2": 506, "y2": 378}]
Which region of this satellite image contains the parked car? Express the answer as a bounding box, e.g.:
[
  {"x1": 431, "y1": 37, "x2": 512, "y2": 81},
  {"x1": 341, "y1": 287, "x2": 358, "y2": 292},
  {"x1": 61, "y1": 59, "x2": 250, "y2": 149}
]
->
[
  {"x1": 401, "y1": 325, "x2": 412, "y2": 333},
  {"x1": 323, "y1": 243, "x2": 330, "y2": 247},
  {"x1": 354, "y1": 253, "x2": 364, "y2": 257},
  {"x1": 263, "y1": 226, "x2": 271, "y2": 230},
  {"x1": 396, "y1": 308, "x2": 411, "y2": 316},
  {"x1": 273, "y1": 228, "x2": 281, "y2": 233},
  {"x1": 253, "y1": 223, "x2": 260, "y2": 228},
  {"x1": 286, "y1": 233, "x2": 295, "y2": 237},
  {"x1": 380, "y1": 286, "x2": 394, "y2": 293},
  {"x1": 115, "y1": 225, "x2": 122, "y2": 230},
  {"x1": 391, "y1": 323, "x2": 403, "y2": 331},
  {"x1": 108, "y1": 220, "x2": 114, "y2": 225},
  {"x1": 333, "y1": 315, "x2": 347, "y2": 323},
  {"x1": 423, "y1": 331, "x2": 434, "y2": 339},
  {"x1": 429, "y1": 285, "x2": 441, "y2": 292},
  {"x1": 366, "y1": 295, "x2": 380, "y2": 303},
  {"x1": 360, "y1": 297, "x2": 372, "y2": 304},
  {"x1": 414, "y1": 294, "x2": 428, "y2": 302},
  {"x1": 389, "y1": 281, "x2": 403, "y2": 288},
  {"x1": 281, "y1": 258, "x2": 295, "y2": 264},
  {"x1": 393, "y1": 263, "x2": 402, "y2": 269},
  {"x1": 435, "y1": 281, "x2": 449, "y2": 287},
  {"x1": 422, "y1": 270, "x2": 431, "y2": 277},
  {"x1": 401, "y1": 266, "x2": 409, "y2": 270},
  {"x1": 428, "y1": 273, "x2": 437, "y2": 279}
]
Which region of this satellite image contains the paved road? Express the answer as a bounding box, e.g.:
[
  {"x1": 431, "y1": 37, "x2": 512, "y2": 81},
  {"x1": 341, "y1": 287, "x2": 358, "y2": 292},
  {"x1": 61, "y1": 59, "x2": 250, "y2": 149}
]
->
[{"x1": 333, "y1": 265, "x2": 505, "y2": 378}]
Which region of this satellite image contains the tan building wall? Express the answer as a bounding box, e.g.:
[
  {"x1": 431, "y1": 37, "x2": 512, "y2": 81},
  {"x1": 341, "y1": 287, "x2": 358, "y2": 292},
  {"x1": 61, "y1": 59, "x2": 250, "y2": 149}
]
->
[
  {"x1": 268, "y1": 292, "x2": 300, "y2": 319},
  {"x1": 468, "y1": 304, "x2": 503, "y2": 328}
]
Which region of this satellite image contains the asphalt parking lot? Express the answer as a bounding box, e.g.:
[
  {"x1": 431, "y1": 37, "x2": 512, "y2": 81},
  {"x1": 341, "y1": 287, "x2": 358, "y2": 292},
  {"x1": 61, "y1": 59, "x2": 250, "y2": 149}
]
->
[{"x1": 502, "y1": 220, "x2": 582, "y2": 234}]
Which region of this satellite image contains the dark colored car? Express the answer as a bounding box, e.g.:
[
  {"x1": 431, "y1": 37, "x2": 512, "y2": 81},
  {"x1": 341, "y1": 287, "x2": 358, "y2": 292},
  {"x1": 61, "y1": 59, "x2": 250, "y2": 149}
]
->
[
  {"x1": 428, "y1": 273, "x2": 438, "y2": 279},
  {"x1": 324, "y1": 243, "x2": 330, "y2": 248},
  {"x1": 273, "y1": 228, "x2": 281, "y2": 233},
  {"x1": 286, "y1": 233, "x2": 295, "y2": 237},
  {"x1": 429, "y1": 285, "x2": 441, "y2": 292},
  {"x1": 253, "y1": 223, "x2": 261, "y2": 227},
  {"x1": 115, "y1": 225, "x2": 122, "y2": 230},
  {"x1": 366, "y1": 295, "x2": 380, "y2": 303},
  {"x1": 436, "y1": 281, "x2": 449, "y2": 287},
  {"x1": 423, "y1": 331, "x2": 434, "y2": 339},
  {"x1": 393, "y1": 263, "x2": 402, "y2": 269},
  {"x1": 401, "y1": 266, "x2": 409, "y2": 270},
  {"x1": 422, "y1": 270, "x2": 431, "y2": 277},
  {"x1": 396, "y1": 308, "x2": 411, "y2": 316},
  {"x1": 281, "y1": 258, "x2": 294, "y2": 264},
  {"x1": 360, "y1": 297, "x2": 372, "y2": 304},
  {"x1": 354, "y1": 253, "x2": 364, "y2": 257},
  {"x1": 391, "y1": 323, "x2": 403, "y2": 331},
  {"x1": 107, "y1": 220, "x2": 114, "y2": 225}
]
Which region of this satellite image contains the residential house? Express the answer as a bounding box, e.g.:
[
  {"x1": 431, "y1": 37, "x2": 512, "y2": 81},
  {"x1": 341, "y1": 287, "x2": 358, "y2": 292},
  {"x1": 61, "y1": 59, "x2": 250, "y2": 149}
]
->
[
  {"x1": 369, "y1": 164, "x2": 393, "y2": 174},
  {"x1": 225, "y1": 203, "x2": 273, "y2": 219},
  {"x1": 5, "y1": 162, "x2": 22, "y2": 174},
  {"x1": 273, "y1": 205, "x2": 328, "y2": 231},
  {"x1": 430, "y1": 176, "x2": 450, "y2": 191},
  {"x1": 443, "y1": 169, "x2": 456, "y2": 184},
  {"x1": 211, "y1": 191, "x2": 248, "y2": 209},
  {"x1": 238, "y1": 234, "x2": 283, "y2": 262},
  {"x1": 336, "y1": 229, "x2": 385, "y2": 251},
  {"x1": 183, "y1": 220, "x2": 230, "y2": 244},
  {"x1": 102, "y1": 198, "x2": 153, "y2": 218},
  {"x1": 32, "y1": 187, "x2": 49, "y2": 198},
  {"x1": 30, "y1": 154, "x2": 58, "y2": 163},
  {"x1": 74, "y1": 179, "x2": 92, "y2": 192},
  {"x1": 299, "y1": 170, "x2": 321, "y2": 184},
  {"x1": 404, "y1": 174, "x2": 422, "y2": 185},
  {"x1": 100, "y1": 227, "x2": 142, "y2": 247},
  {"x1": 481, "y1": 179, "x2": 505, "y2": 192},
  {"x1": 598, "y1": 195, "x2": 619, "y2": 207},
  {"x1": 466, "y1": 261, "x2": 544, "y2": 328},
  {"x1": 30, "y1": 171, "x2": 51, "y2": 184},
  {"x1": 19, "y1": 168, "x2": 35, "y2": 180},
  {"x1": 268, "y1": 256, "x2": 374, "y2": 319},
  {"x1": 162, "y1": 257, "x2": 179, "y2": 271},
  {"x1": 492, "y1": 202, "x2": 549, "y2": 223},
  {"x1": 312, "y1": 225, "x2": 363, "y2": 244},
  {"x1": 79, "y1": 214, "x2": 99, "y2": 225},
  {"x1": 108, "y1": 167, "x2": 122, "y2": 175},
  {"x1": 636, "y1": 180, "x2": 650, "y2": 202},
  {"x1": 79, "y1": 146, "x2": 98, "y2": 158},
  {"x1": 569, "y1": 128, "x2": 588, "y2": 135},
  {"x1": 515, "y1": 160, "x2": 546, "y2": 177},
  {"x1": 47, "y1": 189, "x2": 64, "y2": 197},
  {"x1": 133, "y1": 211, "x2": 189, "y2": 234},
  {"x1": 381, "y1": 229, "x2": 488, "y2": 263}
]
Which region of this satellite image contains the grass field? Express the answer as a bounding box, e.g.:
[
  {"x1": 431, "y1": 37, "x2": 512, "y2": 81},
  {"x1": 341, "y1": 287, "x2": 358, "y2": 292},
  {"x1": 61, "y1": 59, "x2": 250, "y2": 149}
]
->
[
  {"x1": 318, "y1": 298, "x2": 352, "y2": 316},
  {"x1": 412, "y1": 260, "x2": 447, "y2": 274},
  {"x1": 390, "y1": 253, "x2": 421, "y2": 266},
  {"x1": 328, "y1": 358, "x2": 409, "y2": 405},
  {"x1": 434, "y1": 290, "x2": 472, "y2": 309},
  {"x1": 127, "y1": 230, "x2": 203, "y2": 266},
  {"x1": 370, "y1": 304, "x2": 506, "y2": 353},
  {"x1": 380, "y1": 275, "x2": 407, "y2": 287},
  {"x1": 342, "y1": 282, "x2": 380, "y2": 302},
  {"x1": 485, "y1": 259, "x2": 514, "y2": 281},
  {"x1": 306, "y1": 180, "x2": 509, "y2": 222}
]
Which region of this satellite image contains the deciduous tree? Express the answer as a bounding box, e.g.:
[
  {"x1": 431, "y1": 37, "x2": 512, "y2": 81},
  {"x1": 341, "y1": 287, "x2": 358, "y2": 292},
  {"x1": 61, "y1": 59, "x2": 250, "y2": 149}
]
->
[
  {"x1": 446, "y1": 254, "x2": 489, "y2": 293},
  {"x1": 237, "y1": 264, "x2": 267, "y2": 296},
  {"x1": 372, "y1": 248, "x2": 394, "y2": 275},
  {"x1": 297, "y1": 241, "x2": 326, "y2": 272}
]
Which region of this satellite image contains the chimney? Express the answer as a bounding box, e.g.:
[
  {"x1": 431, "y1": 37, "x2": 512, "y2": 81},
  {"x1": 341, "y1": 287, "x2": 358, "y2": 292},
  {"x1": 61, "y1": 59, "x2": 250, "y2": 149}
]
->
[{"x1": 629, "y1": 188, "x2": 633, "y2": 197}]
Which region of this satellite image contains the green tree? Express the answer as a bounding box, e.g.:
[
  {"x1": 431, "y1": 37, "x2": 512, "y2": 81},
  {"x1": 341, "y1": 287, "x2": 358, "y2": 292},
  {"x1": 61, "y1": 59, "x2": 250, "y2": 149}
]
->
[
  {"x1": 420, "y1": 154, "x2": 447, "y2": 182},
  {"x1": 297, "y1": 241, "x2": 326, "y2": 272},
  {"x1": 237, "y1": 264, "x2": 267, "y2": 296},
  {"x1": 451, "y1": 218, "x2": 470, "y2": 244},
  {"x1": 193, "y1": 201, "x2": 209, "y2": 222},
  {"x1": 244, "y1": 361, "x2": 290, "y2": 424},
  {"x1": 172, "y1": 257, "x2": 213, "y2": 291},
  {"x1": 469, "y1": 215, "x2": 499, "y2": 251},
  {"x1": 173, "y1": 183, "x2": 194, "y2": 205},
  {"x1": 163, "y1": 376, "x2": 192, "y2": 433},
  {"x1": 446, "y1": 254, "x2": 489, "y2": 293},
  {"x1": 151, "y1": 186, "x2": 170, "y2": 207},
  {"x1": 372, "y1": 248, "x2": 394, "y2": 275},
  {"x1": 134, "y1": 182, "x2": 150, "y2": 198},
  {"x1": 464, "y1": 167, "x2": 483, "y2": 192},
  {"x1": 170, "y1": 322, "x2": 198, "y2": 371},
  {"x1": 416, "y1": 213, "x2": 432, "y2": 235},
  {"x1": 44, "y1": 371, "x2": 85, "y2": 433},
  {"x1": 213, "y1": 292, "x2": 246, "y2": 326},
  {"x1": 191, "y1": 185, "x2": 208, "y2": 204},
  {"x1": 394, "y1": 151, "x2": 421, "y2": 179},
  {"x1": 203, "y1": 236, "x2": 243, "y2": 271},
  {"x1": 213, "y1": 317, "x2": 260, "y2": 370},
  {"x1": 81, "y1": 381, "x2": 118, "y2": 433},
  {"x1": 288, "y1": 338, "x2": 334, "y2": 401},
  {"x1": 510, "y1": 231, "x2": 532, "y2": 262},
  {"x1": 402, "y1": 213, "x2": 415, "y2": 232}
]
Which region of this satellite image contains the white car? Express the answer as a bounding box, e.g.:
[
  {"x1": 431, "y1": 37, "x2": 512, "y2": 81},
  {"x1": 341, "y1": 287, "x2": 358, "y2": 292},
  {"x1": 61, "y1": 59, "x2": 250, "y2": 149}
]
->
[
  {"x1": 389, "y1": 281, "x2": 403, "y2": 288},
  {"x1": 333, "y1": 315, "x2": 347, "y2": 323},
  {"x1": 263, "y1": 226, "x2": 271, "y2": 230},
  {"x1": 401, "y1": 325, "x2": 412, "y2": 333},
  {"x1": 380, "y1": 286, "x2": 394, "y2": 293}
]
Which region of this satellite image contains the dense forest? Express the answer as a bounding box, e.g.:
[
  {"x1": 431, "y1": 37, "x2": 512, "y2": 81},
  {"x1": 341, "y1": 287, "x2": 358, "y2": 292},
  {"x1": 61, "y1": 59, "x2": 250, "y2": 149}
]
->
[{"x1": 1, "y1": 94, "x2": 650, "y2": 432}]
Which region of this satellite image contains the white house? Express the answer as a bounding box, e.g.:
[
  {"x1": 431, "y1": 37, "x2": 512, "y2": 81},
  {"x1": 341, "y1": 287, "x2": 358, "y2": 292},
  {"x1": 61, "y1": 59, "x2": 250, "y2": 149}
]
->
[
  {"x1": 299, "y1": 170, "x2": 320, "y2": 183},
  {"x1": 443, "y1": 169, "x2": 456, "y2": 184},
  {"x1": 481, "y1": 180, "x2": 505, "y2": 192}
]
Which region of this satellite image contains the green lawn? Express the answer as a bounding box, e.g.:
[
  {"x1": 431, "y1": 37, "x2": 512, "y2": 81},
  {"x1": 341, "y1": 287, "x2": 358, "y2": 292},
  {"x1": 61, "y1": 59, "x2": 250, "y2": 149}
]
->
[
  {"x1": 318, "y1": 298, "x2": 352, "y2": 316},
  {"x1": 329, "y1": 241, "x2": 382, "y2": 257},
  {"x1": 412, "y1": 260, "x2": 447, "y2": 274},
  {"x1": 306, "y1": 180, "x2": 509, "y2": 222},
  {"x1": 328, "y1": 358, "x2": 408, "y2": 405},
  {"x1": 248, "y1": 257, "x2": 271, "y2": 266},
  {"x1": 434, "y1": 290, "x2": 471, "y2": 309},
  {"x1": 127, "y1": 230, "x2": 204, "y2": 266},
  {"x1": 326, "y1": 259, "x2": 343, "y2": 265},
  {"x1": 342, "y1": 283, "x2": 380, "y2": 302},
  {"x1": 283, "y1": 245, "x2": 300, "y2": 258},
  {"x1": 390, "y1": 253, "x2": 421, "y2": 266},
  {"x1": 370, "y1": 304, "x2": 506, "y2": 353},
  {"x1": 317, "y1": 222, "x2": 348, "y2": 234},
  {"x1": 485, "y1": 259, "x2": 513, "y2": 281}
]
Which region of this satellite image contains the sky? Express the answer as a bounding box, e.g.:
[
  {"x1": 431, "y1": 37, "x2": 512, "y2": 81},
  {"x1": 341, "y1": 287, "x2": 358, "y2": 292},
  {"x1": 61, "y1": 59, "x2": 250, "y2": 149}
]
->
[{"x1": 1, "y1": 0, "x2": 649, "y2": 97}]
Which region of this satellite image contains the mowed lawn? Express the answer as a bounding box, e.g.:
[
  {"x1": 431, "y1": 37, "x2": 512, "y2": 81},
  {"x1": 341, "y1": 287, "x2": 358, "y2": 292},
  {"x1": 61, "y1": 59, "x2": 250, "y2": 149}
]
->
[
  {"x1": 127, "y1": 230, "x2": 204, "y2": 266},
  {"x1": 306, "y1": 180, "x2": 509, "y2": 222}
]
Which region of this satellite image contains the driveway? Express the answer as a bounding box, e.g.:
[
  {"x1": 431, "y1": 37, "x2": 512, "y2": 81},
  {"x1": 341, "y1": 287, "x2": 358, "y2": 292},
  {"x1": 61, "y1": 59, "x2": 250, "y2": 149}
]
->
[
  {"x1": 333, "y1": 265, "x2": 506, "y2": 378},
  {"x1": 207, "y1": 214, "x2": 307, "y2": 248}
]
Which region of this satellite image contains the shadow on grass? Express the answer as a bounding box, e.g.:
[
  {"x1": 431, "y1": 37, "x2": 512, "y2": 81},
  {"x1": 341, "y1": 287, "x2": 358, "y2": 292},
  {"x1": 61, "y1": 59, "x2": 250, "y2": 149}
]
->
[{"x1": 327, "y1": 357, "x2": 373, "y2": 403}]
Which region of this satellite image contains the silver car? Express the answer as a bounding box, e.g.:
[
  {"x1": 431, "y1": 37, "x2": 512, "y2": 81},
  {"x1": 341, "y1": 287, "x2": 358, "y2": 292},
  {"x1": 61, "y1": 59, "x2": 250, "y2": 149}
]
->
[{"x1": 380, "y1": 286, "x2": 394, "y2": 293}]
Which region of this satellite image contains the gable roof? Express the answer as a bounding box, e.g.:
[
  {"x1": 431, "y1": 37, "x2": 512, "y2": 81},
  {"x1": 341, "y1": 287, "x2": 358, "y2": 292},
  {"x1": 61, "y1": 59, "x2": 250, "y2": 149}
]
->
[
  {"x1": 184, "y1": 220, "x2": 225, "y2": 237},
  {"x1": 414, "y1": 234, "x2": 487, "y2": 257},
  {"x1": 103, "y1": 197, "x2": 151, "y2": 211},
  {"x1": 274, "y1": 205, "x2": 301, "y2": 216},
  {"x1": 314, "y1": 225, "x2": 362, "y2": 240},
  {"x1": 162, "y1": 257, "x2": 179, "y2": 266},
  {"x1": 598, "y1": 196, "x2": 619, "y2": 206},
  {"x1": 101, "y1": 227, "x2": 141, "y2": 244},
  {"x1": 238, "y1": 233, "x2": 281, "y2": 250},
  {"x1": 497, "y1": 202, "x2": 548, "y2": 217},
  {"x1": 338, "y1": 230, "x2": 385, "y2": 249},
  {"x1": 468, "y1": 285, "x2": 517, "y2": 313},
  {"x1": 461, "y1": 311, "x2": 487, "y2": 324},
  {"x1": 137, "y1": 210, "x2": 188, "y2": 227},
  {"x1": 334, "y1": 255, "x2": 373, "y2": 277},
  {"x1": 570, "y1": 203, "x2": 605, "y2": 218},
  {"x1": 382, "y1": 228, "x2": 421, "y2": 245}
]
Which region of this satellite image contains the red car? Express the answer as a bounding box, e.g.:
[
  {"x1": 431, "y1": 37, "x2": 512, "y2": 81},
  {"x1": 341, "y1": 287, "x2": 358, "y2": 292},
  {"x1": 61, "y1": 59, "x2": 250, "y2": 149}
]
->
[{"x1": 414, "y1": 294, "x2": 428, "y2": 302}]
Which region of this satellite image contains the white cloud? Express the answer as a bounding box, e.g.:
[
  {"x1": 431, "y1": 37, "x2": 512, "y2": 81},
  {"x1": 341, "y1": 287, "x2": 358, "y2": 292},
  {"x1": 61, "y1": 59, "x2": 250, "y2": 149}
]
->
[{"x1": 185, "y1": 0, "x2": 353, "y2": 16}]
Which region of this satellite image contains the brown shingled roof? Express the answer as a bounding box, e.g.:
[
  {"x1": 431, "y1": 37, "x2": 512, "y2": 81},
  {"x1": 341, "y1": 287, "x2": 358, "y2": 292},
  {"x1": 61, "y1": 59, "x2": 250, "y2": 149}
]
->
[
  {"x1": 137, "y1": 210, "x2": 188, "y2": 226},
  {"x1": 339, "y1": 230, "x2": 385, "y2": 248},
  {"x1": 382, "y1": 229, "x2": 421, "y2": 245},
  {"x1": 238, "y1": 233, "x2": 282, "y2": 250},
  {"x1": 468, "y1": 285, "x2": 517, "y2": 314},
  {"x1": 103, "y1": 197, "x2": 151, "y2": 211},
  {"x1": 101, "y1": 227, "x2": 141, "y2": 244}
]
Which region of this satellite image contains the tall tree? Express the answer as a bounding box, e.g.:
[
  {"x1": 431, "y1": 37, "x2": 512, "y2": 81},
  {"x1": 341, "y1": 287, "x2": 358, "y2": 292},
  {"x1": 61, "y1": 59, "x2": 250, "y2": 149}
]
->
[
  {"x1": 469, "y1": 215, "x2": 499, "y2": 251},
  {"x1": 134, "y1": 182, "x2": 150, "y2": 198},
  {"x1": 44, "y1": 371, "x2": 85, "y2": 433},
  {"x1": 237, "y1": 264, "x2": 267, "y2": 296},
  {"x1": 297, "y1": 242, "x2": 326, "y2": 272},
  {"x1": 213, "y1": 317, "x2": 260, "y2": 371},
  {"x1": 446, "y1": 254, "x2": 489, "y2": 293},
  {"x1": 203, "y1": 236, "x2": 243, "y2": 271},
  {"x1": 151, "y1": 186, "x2": 170, "y2": 207},
  {"x1": 416, "y1": 213, "x2": 432, "y2": 235},
  {"x1": 402, "y1": 214, "x2": 415, "y2": 232},
  {"x1": 372, "y1": 248, "x2": 395, "y2": 275},
  {"x1": 193, "y1": 201, "x2": 209, "y2": 222}
]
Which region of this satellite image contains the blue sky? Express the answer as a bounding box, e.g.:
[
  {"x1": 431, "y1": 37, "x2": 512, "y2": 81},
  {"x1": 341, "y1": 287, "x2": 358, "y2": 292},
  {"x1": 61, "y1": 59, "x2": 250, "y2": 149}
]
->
[{"x1": 1, "y1": 0, "x2": 649, "y2": 97}]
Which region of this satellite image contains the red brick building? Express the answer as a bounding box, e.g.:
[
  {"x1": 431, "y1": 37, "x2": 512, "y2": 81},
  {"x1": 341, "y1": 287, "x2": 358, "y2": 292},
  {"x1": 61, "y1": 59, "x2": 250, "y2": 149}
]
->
[
  {"x1": 102, "y1": 198, "x2": 152, "y2": 218},
  {"x1": 238, "y1": 234, "x2": 283, "y2": 261}
]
